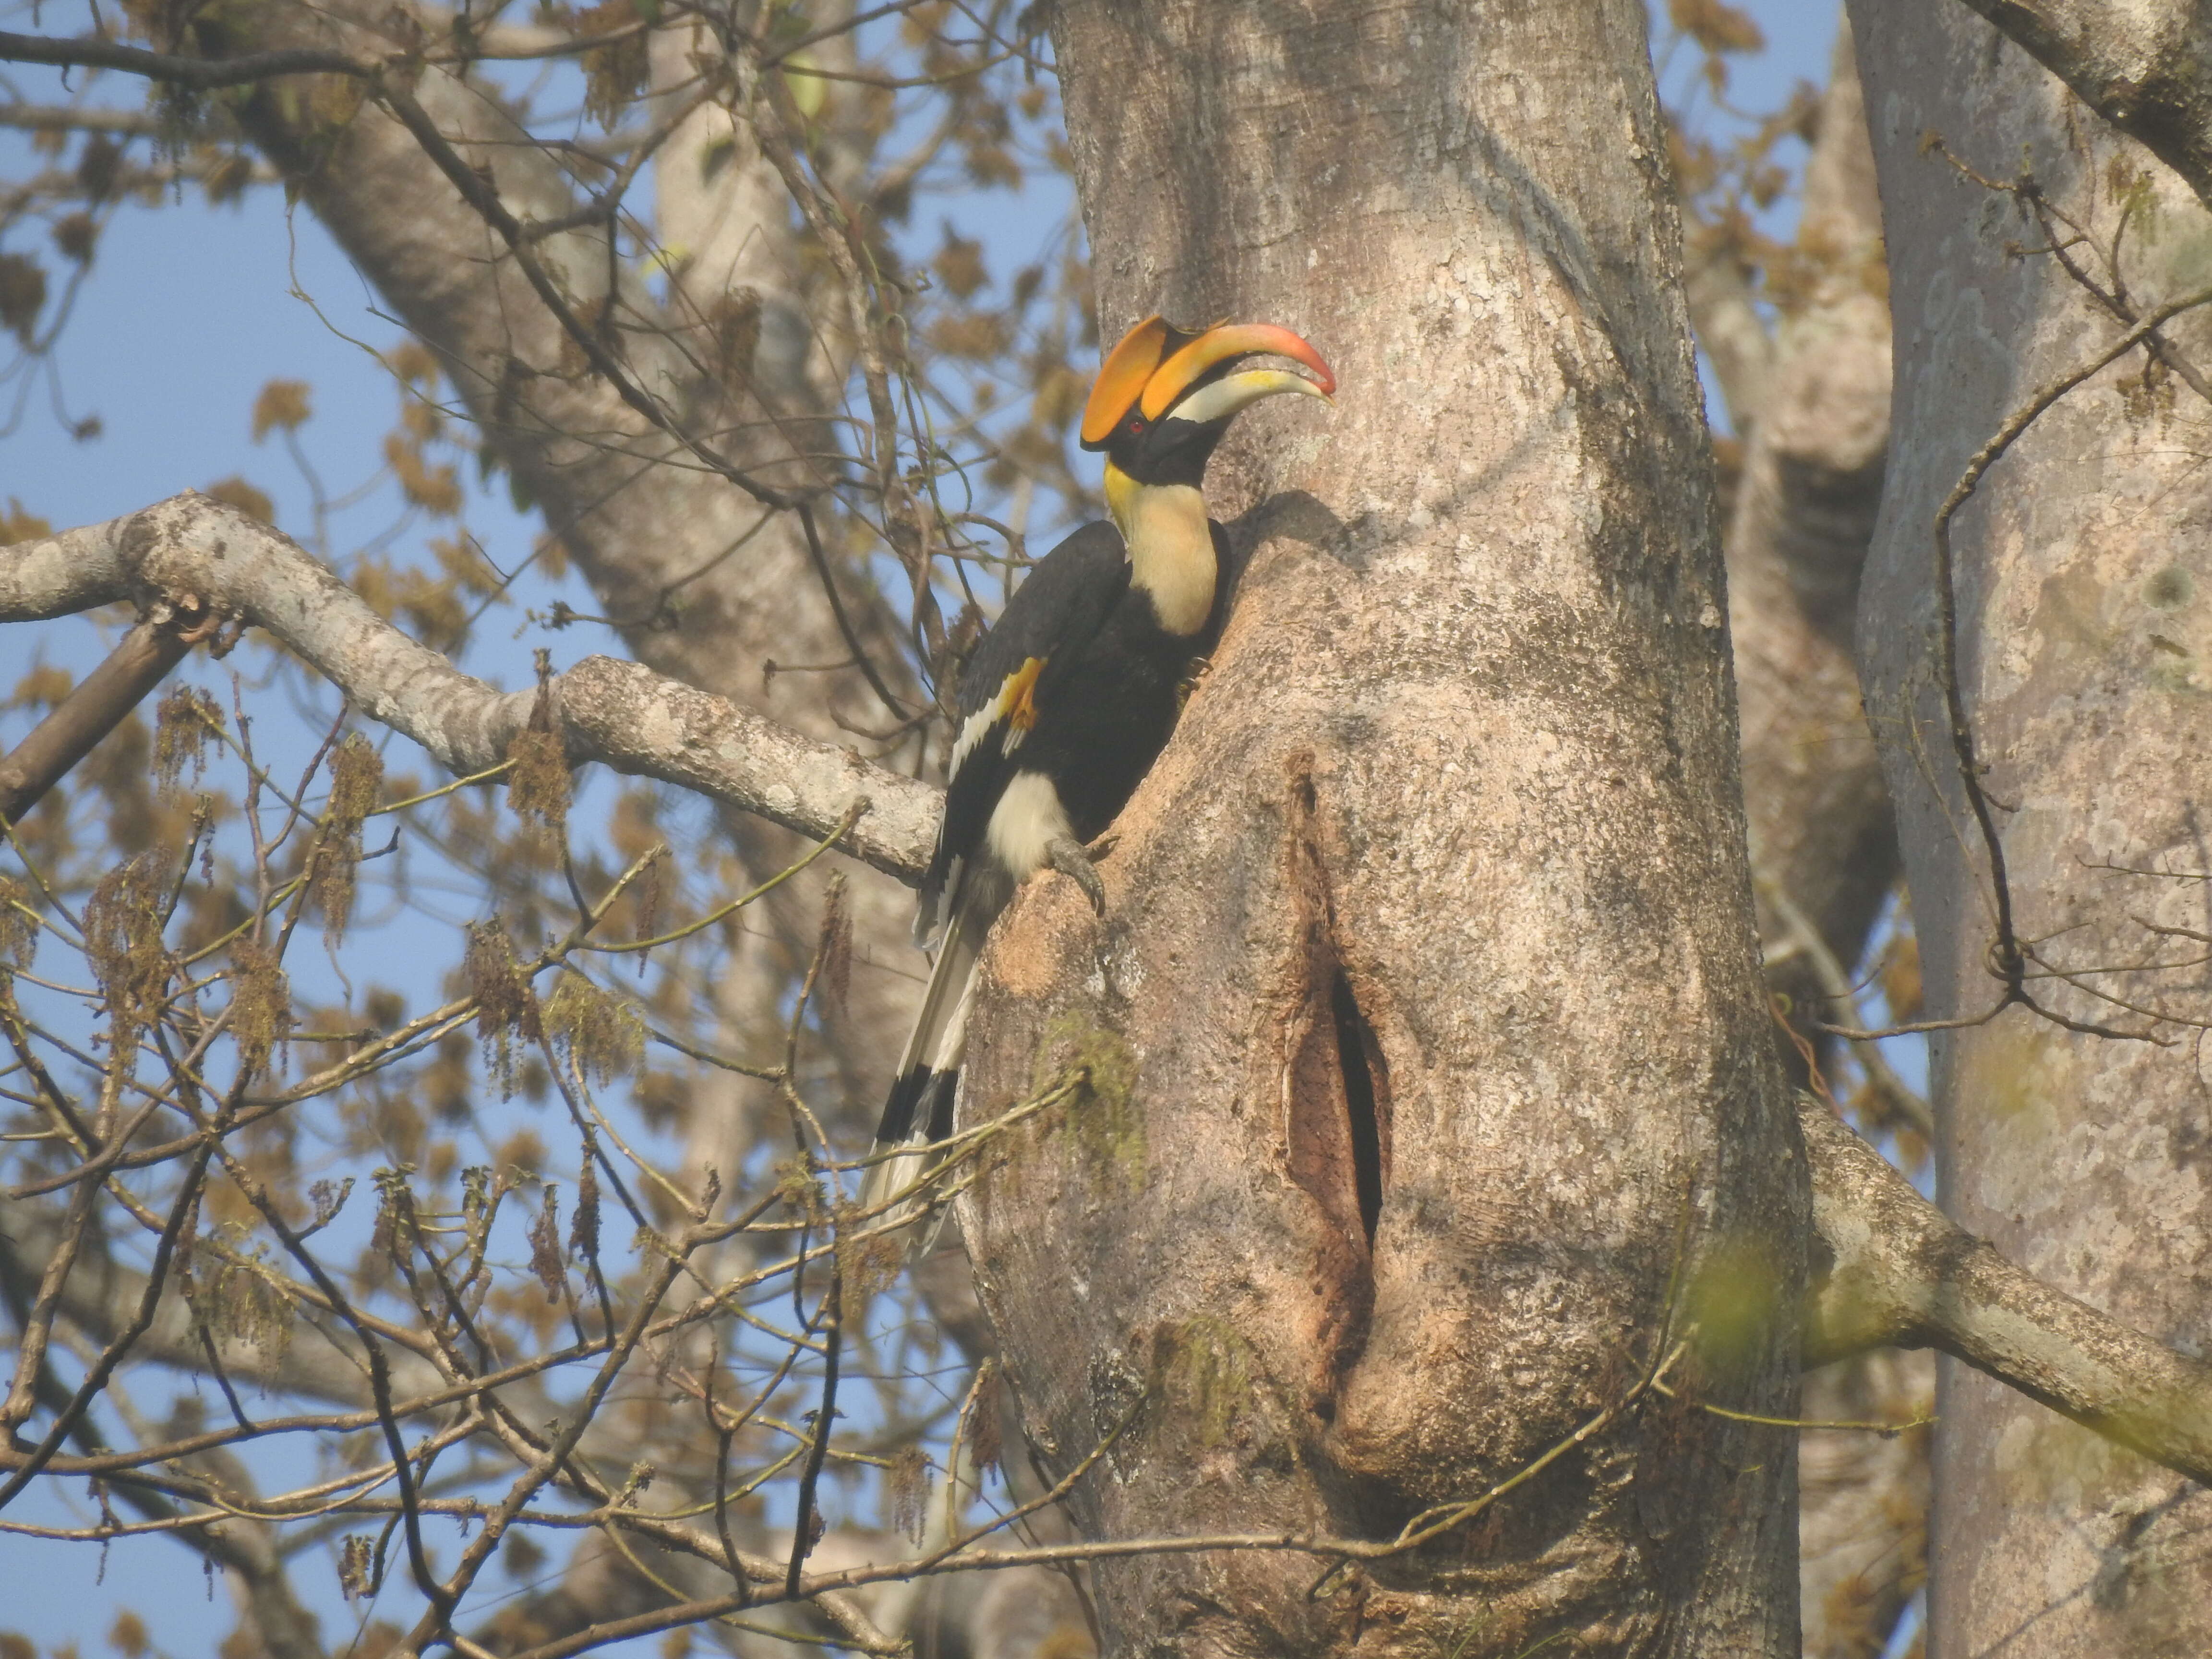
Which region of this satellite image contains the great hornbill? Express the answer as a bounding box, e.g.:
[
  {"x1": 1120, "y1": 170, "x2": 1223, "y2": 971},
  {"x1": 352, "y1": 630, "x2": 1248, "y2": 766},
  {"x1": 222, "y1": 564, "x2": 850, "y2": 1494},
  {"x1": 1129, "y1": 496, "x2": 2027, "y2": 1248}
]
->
[{"x1": 863, "y1": 313, "x2": 1335, "y2": 1221}]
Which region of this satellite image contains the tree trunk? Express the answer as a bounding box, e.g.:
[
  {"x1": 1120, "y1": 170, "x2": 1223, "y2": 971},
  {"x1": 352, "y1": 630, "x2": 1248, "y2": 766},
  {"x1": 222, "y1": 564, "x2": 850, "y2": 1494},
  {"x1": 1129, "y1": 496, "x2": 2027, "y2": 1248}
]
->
[
  {"x1": 1851, "y1": 4, "x2": 2212, "y2": 1653},
  {"x1": 1685, "y1": 25, "x2": 1923, "y2": 1646},
  {"x1": 1728, "y1": 20, "x2": 1899, "y2": 1076},
  {"x1": 1711, "y1": 29, "x2": 1923, "y2": 1652},
  {"x1": 958, "y1": 3, "x2": 1805, "y2": 1652}
]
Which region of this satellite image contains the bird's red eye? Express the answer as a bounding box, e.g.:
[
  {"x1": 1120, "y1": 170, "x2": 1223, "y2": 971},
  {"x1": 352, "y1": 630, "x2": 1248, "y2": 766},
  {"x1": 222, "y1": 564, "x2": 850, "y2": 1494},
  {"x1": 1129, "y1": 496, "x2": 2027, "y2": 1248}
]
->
[{"x1": 1125, "y1": 416, "x2": 1143, "y2": 435}]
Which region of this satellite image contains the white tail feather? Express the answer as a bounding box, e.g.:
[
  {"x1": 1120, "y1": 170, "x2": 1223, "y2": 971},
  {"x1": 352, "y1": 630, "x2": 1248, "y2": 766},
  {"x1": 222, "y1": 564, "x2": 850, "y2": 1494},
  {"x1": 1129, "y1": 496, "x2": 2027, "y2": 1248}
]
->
[{"x1": 861, "y1": 877, "x2": 998, "y2": 1227}]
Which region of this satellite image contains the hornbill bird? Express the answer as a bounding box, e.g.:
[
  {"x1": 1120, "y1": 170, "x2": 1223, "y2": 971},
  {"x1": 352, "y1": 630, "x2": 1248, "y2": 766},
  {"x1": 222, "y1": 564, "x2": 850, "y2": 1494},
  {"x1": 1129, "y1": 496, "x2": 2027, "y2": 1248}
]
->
[{"x1": 863, "y1": 313, "x2": 1335, "y2": 1222}]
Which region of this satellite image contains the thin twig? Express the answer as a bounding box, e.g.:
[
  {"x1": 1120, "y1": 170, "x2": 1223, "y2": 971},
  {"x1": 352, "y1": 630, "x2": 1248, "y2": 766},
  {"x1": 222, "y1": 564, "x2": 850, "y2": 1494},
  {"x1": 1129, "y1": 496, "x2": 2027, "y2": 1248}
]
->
[
  {"x1": 785, "y1": 1253, "x2": 843, "y2": 1597},
  {"x1": 1930, "y1": 283, "x2": 2212, "y2": 1024}
]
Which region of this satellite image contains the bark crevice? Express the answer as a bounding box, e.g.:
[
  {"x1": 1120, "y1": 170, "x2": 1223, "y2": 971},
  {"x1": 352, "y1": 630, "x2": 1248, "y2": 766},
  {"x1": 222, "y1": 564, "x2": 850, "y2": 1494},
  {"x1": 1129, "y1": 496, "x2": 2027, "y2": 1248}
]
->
[
  {"x1": 1332, "y1": 972, "x2": 1388, "y2": 1252},
  {"x1": 1280, "y1": 759, "x2": 1391, "y2": 1404}
]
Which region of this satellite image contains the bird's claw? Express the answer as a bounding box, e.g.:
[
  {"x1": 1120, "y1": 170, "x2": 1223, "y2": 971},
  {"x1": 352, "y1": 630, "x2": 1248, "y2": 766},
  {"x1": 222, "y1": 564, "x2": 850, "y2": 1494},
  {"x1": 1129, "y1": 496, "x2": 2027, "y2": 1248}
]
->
[
  {"x1": 1177, "y1": 656, "x2": 1213, "y2": 710},
  {"x1": 1045, "y1": 835, "x2": 1107, "y2": 918}
]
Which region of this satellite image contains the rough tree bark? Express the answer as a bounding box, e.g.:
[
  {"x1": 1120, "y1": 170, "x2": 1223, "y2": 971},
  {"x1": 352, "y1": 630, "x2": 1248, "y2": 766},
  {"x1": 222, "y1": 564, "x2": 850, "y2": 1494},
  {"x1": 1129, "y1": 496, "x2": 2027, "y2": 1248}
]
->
[
  {"x1": 956, "y1": 3, "x2": 1807, "y2": 1652},
  {"x1": 25, "y1": 5, "x2": 2212, "y2": 1653},
  {"x1": 0, "y1": 495, "x2": 939, "y2": 878},
  {"x1": 1947, "y1": 0, "x2": 2212, "y2": 216},
  {"x1": 1853, "y1": 2, "x2": 2212, "y2": 1653}
]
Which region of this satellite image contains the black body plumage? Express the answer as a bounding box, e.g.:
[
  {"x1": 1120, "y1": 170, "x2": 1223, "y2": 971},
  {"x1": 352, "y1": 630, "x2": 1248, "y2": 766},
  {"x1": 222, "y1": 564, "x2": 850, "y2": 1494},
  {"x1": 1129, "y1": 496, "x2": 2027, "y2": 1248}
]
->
[{"x1": 867, "y1": 518, "x2": 1224, "y2": 1190}]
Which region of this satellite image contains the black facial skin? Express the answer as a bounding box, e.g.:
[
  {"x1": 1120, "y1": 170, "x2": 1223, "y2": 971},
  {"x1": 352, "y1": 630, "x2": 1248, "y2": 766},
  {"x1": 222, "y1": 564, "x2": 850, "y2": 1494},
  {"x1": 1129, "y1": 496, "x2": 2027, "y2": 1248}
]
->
[{"x1": 1104, "y1": 411, "x2": 1233, "y2": 488}]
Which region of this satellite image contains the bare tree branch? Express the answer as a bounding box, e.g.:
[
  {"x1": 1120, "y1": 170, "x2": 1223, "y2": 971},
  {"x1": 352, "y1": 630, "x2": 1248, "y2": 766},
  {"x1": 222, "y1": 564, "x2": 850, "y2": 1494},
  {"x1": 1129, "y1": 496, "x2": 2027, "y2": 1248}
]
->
[
  {"x1": 0, "y1": 615, "x2": 198, "y2": 824},
  {"x1": 1803, "y1": 1097, "x2": 2212, "y2": 1485},
  {"x1": 0, "y1": 493, "x2": 938, "y2": 882},
  {"x1": 35, "y1": 493, "x2": 2209, "y2": 1510},
  {"x1": 1950, "y1": 0, "x2": 2212, "y2": 212},
  {"x1": 12, "y1": 517, "x2": 2205, "y2": 1514},
  {"x1": 0, "y1": 1182, "x2": 447, "y2": 1412},
  {"x1": 0, "y1": 103, "x2": 168, "y2": 136},
  {"x1": 0, "y1": 29, "x2": 368, "y2": 88},
  {"x1": 194, "y1": 0, "x2": 938, "y2": 1172}
]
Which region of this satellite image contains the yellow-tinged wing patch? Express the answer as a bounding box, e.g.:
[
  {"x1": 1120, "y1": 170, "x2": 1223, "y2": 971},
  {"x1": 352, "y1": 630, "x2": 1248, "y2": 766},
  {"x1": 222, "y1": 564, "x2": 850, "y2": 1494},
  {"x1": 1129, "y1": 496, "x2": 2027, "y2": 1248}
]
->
[
  {"x1": 1000, "y1": 656, "x2": 1046, "y2": 732},
  {"x1": 948, "y1": 655, "x2": 1050, "y2": 780}
]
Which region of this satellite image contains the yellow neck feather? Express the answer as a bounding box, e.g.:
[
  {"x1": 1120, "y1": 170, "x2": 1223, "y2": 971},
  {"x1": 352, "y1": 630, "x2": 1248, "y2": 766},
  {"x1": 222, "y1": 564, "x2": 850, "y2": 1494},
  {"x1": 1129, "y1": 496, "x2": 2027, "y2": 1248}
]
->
[{"x1": 1104, "y1": 462, "x2": 1216, "y2": 637}]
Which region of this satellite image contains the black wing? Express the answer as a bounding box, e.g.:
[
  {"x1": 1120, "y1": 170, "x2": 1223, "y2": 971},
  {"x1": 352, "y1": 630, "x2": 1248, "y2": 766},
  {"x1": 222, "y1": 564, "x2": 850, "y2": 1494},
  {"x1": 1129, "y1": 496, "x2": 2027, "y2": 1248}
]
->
[
  {"x1": 914, "y1": 520, "x2": 1129, "y2": 945},
  {"x1": 953, "y1": 520, "x2": 1130, "y2": 717}
]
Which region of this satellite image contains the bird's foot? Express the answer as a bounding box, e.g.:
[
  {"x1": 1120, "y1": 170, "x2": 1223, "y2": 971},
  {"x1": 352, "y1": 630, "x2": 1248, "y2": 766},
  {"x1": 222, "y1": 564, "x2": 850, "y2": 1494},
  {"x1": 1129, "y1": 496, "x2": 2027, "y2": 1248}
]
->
[
  {"x1": 1178, "y1": 656, "x2": 1213, "y2": 710},
  {"x1": 1045, "y1": 834, "x2": 1107, "y2": 918}
]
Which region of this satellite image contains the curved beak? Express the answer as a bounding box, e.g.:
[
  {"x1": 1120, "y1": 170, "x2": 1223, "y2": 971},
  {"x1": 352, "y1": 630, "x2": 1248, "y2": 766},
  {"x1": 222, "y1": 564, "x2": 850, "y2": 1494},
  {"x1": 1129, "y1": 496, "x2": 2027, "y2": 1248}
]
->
[
  {"x1": 1080, "y1": 315, "x2": 1335, "y2": 448},
  {"x1": 1139, "y1": 322, "x2": 1335, "y2": 421},
  {"x1": 1163, "y1": 366, "x2": 1333, "y2": 427}
]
